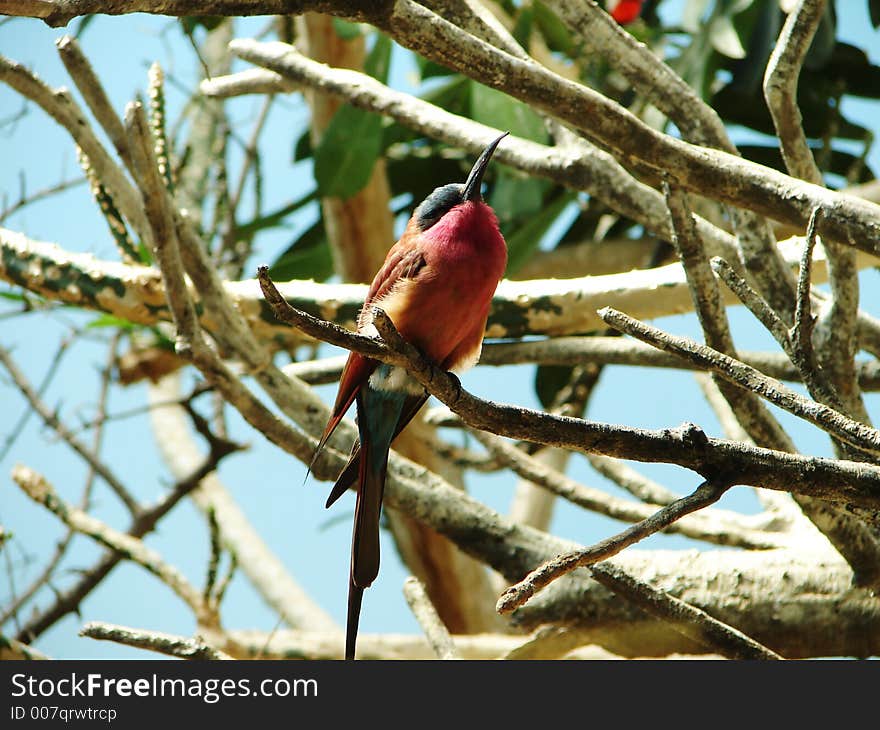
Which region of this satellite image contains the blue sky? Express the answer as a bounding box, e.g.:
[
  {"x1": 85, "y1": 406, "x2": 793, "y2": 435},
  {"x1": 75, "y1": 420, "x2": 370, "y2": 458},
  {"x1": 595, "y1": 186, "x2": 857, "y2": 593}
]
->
[{"x1": 1, "y1": 3, "x2": 879, "y2": 658}]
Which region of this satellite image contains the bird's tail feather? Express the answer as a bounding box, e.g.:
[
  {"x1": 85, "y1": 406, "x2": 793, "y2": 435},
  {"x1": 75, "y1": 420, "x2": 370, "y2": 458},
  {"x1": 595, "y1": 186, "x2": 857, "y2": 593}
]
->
[
  {"x1": 345, "y1": 581, "x2": 364, "y2": 661},
  {"x1": 325, "y1": 392, "x2": 429, "y2": 509},
  {"x1": 345, "y1": 386, "x2": 405, "y2": 660}
]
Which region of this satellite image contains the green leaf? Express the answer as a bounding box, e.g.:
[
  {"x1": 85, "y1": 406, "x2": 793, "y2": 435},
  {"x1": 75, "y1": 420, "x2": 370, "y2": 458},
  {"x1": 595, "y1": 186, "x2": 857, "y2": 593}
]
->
[
  {"x1": 332, "y1": 18, "x2": 363, "y2": 40},
  {"x1": 512, "y1": 7, "x2": 533, "y2": 50},
  {"x1": 293, "y1": 129, "x2": 312, "y2": 162},
  {"x1": 534, "y1": 365, "x2": 575, "y2": 410},
  {"x1": 365, "y1": 34, "x2": 392, "y2": 84},
  {"x1": 268, "y1": 219, "x2": 334, "y2": 282},
  {"x1": 489, "y1": 172, "x2": 546, "y2": 224},
  {"x1": 709, "y1": 14, "x2": 746, "y2": 59},
  {"x1": 311, "y1": 33, "x2": 392, "y2": 199},
  {"x1": 533, "y1": 1, "x2": 573, "y2": 54},
  {"x1": 313, "y1": 106, "x2": 383, "y2": 199},
  {"x1": 88, "y1": 313, "x2": 137, "y2": 330},
  {"x1": 237, "y1": 191, "x2": 317, "y2": 239},
  {"x1": 470, "y1": 82, "x2": 548, "y2": 144},
  {"x1": 386, "y1": 151, "x2": 467, "y2": 204},
  {"x1": 504, "y1": 191, "x2": 576, "y2": 275},
  {"x1": 871, "y1": 0, "x2": 880, "y2": 28},
  {"x1": 0, "y1": 291, "x2": 26, "y2": 302}
]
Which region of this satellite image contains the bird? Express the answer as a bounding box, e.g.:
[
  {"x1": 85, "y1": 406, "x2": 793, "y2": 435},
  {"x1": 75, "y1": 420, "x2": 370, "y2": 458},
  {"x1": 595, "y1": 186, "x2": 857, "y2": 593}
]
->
[{"x1": 312, "y1": 132, "x2": 509, "y2": 660}]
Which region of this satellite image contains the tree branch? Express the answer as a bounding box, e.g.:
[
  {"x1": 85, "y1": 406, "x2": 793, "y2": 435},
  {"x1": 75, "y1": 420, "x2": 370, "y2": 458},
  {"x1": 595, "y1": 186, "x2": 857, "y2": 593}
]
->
[
  {"x1": 588, "y1": 562, "x2": 783, "y2": 660},
  {"x1": 497, "y1": 479, "x2": 733, "y2": 614},
  {"x1": 256, "y1": 266, "x2": 880, "y2": 511},
  {"x1": 12, "y1": 466, "x2": 216, "y2": 626},
  {"x1": 80, "y1": 621, "x2": 233, "y2": 660}
]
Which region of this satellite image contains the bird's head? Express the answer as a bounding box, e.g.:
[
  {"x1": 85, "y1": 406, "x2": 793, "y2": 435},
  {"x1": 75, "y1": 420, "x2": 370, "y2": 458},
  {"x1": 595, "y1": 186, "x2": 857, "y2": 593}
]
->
[{"x1": 412, "y1": 132, "x2": 508, "y2": 233}]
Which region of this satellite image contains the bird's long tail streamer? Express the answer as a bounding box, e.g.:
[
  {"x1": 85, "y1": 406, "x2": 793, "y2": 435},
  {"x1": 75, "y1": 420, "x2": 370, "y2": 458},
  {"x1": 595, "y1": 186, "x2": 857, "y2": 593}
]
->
[{"x1": 345, "y1": 380, "x2": 406, "y2": 659}]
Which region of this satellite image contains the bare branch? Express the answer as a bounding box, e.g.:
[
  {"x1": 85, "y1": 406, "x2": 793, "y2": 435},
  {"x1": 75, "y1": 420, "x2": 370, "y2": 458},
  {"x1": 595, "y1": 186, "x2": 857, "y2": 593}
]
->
[
  {"x1": 0, "y1": 53, "x2": 151, "y2": 245},
  {"x1": 0, "y1": 346, "x2": 140, "y2": 515},
  {"x1": 588, "y1": 562, "x2": 783, "y2": 660},
  {"x1": 200, "y1": 68, "x2": 295, "y2": 98},
  {"x1": 471, "y1": 429, "x2": 788, "y2": 550},
  {"x1": 12, "y1": 466, "x2": 216, "y2": 625},
  {"x1": 599, "y1": 307, "x2": 880, "y2": 458},
  {"x1": 664, "y1": 181, "x2": 793, "y2": 452},
  {"x1": 497, "y1": 479, "x2": 733, "y2": 614},
  {"x1": 763, "y1": 0, "x2": 827, "y2": 185},
  {"x1": 56, "y1": 35, "x2": 133, "y2": 172},
  {"x1": 80, "y1": 621, "x2": 233, "y2": 660},
  {"x1": 402, "y1": 576, "x2": 458, "y2": 660},
  {"x1": 257, "y1": 266, "x2": 880, "y2": 511}
]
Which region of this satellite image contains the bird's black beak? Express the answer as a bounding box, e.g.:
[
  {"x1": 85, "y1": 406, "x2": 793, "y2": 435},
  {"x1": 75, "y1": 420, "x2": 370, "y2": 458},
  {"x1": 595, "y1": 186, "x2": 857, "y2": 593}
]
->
[{"x1": 463, "y1": 131, "x2": 509, "y2": 202}]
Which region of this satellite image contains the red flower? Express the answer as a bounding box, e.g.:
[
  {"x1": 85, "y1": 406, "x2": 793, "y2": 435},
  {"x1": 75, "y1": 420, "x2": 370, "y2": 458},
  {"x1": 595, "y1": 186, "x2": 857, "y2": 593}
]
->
[{"x1": 608, "y1": 0, "x2": 644, "y2": 25}]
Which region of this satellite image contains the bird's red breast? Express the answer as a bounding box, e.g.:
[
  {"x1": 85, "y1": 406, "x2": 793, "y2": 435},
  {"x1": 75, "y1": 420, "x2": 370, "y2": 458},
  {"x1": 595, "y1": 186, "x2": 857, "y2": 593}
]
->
[{"x1": 364, "y1": 199, "x2": 507, "y2": 373}]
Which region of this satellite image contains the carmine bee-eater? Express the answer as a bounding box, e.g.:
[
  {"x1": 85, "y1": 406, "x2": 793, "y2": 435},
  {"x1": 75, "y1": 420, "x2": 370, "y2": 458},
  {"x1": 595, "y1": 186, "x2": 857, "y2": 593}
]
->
[{"x1": 313, "y1": 131, "x2": 509, "y2": 660}]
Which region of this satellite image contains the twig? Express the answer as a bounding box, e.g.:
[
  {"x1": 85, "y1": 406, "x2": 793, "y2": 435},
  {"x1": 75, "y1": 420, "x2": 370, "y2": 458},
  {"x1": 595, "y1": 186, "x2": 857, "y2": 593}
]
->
[
  {"x1": 472, "y1": 430, "x2": 786, "y2": 550},
  {"x1": 199, "y1": 68, "x2": 295, "y2": 98},
  {"x1": 402, "y1": 576, "x2": 458, "y2": 660},
  {"x1": 497, "y1": 479, "x2": 733, "y2": 614},
  {"x1": 0, "y1": 53, "x2": 152, "y2": 246},
  {"x1": 585, "y1": 454, "x2": 680, "y2": 506},
  {"x1": 55, "y1": 35, "x2": 133, "y2": 171},
  {"x1": 664, "y1": 181, "x2": 792, "y2": 452},
  {"x1": 203, "y1": 507, "x2": 222, "y2": 605},
  {"x1": 14, "y1": 415, "x2": 240, "y2": 642},
  {"x1": 428, "y1": 437, "x2": 503, "y2": 473},
  {"x1": 0, "y1": 634, "x2": 50, "y2": 660},
  {"x1": 792, "y1": 209, "x2": 821, "y2": 368},
  {"x1": 80, "y1": 621, "x2": 232, "y2": 660},
  {"x1": 12, "y1": 465, "x2": 216, "y2": 625},
  {"x1": 694, "y1": 372, "x2": 804, "y2": 524},
  {"x1": 125, "y1": 101, "x2": 318, "y2": 467},
  {"x1": 147, "y1": 373, "x2": 339, "y2": 633},
  {"x1": 255, "y1": 266, "x2": 880, "y2": 510},
  {"x1": 763, "y1": 0, "x2": 827, "y2": 185},
  {"x1": 764, "y1": 2, "x2": 867, "y2": 422},
  {"x1": 125, "y1": 101, "x2": 197, "y2": 352},
  {"x1": 598, "y1": 307, "x2": 880, "y2": 458},
  {"x1": 0, "y1": 176, "x2": 86, "y2": 224},
  {"x1": 482, "y1": 336, "x2": 880, "y2": 391},
  {"x1": 0, "y1": 346, "x2": 141, "y2": 515},
  {"x1": 147, "y1": 62, "x2": 174, "y2": 193},
  {"x1": 221, "y1": 627, "x2": 528, "y2": 660},
  {"x1": 588, "y1": 562, "x2": 783, "y2": 660},
  {"x1": 1, "y1": 331, "x2": 120, "y2": 629},
  {"x1": 0, "y1": 331, "x2": 76, "y2": 462}
]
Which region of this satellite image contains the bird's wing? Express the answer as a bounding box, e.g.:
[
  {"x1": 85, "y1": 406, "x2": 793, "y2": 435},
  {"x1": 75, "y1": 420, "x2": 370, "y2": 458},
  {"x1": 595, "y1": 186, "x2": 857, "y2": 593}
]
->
[
  {"x1": 312, "y1": 243, "x2": 428, "y2": 464},
  {"x1": 360, "y1": 241, "x2": 428, "y2": 322}
]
